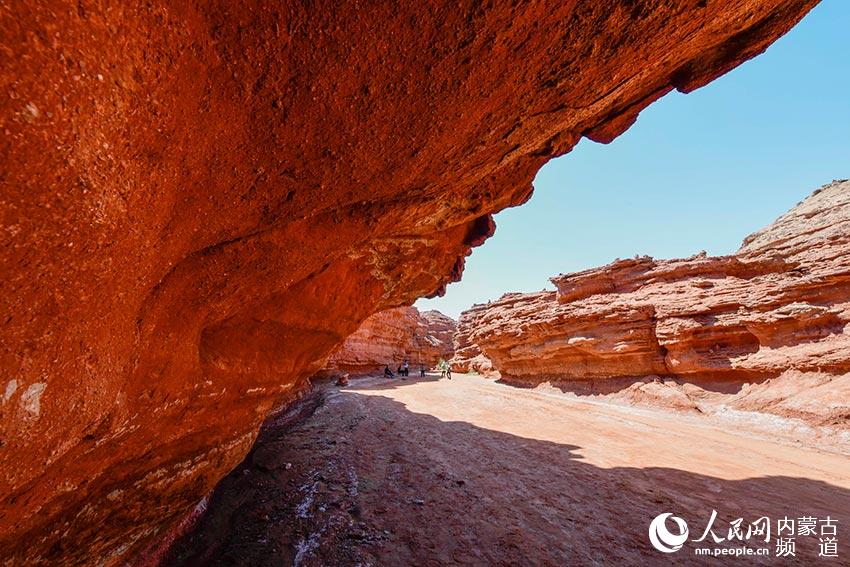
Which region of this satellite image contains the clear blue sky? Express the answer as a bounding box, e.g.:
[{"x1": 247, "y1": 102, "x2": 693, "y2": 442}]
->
[{"x1": 417, "y1": 0, "x2": 849, "y2": 320}]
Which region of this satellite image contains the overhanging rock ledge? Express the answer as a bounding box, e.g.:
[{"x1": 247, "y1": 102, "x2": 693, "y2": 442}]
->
[{"x1": 0, "y1": 1, "x2": 818, "y2": 563}]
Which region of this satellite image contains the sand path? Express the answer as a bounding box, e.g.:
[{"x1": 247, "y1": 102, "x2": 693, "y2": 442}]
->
[{"x1": 165, "y1": 374, "x2": 850, "y2": 566}]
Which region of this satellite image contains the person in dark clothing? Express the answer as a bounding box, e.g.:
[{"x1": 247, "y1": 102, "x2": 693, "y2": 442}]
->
[
  {"x1": 420, "y1": 364, "x2": 426, "y2": 377},
  {"x1": 384, "y1": 365, "x2": 394, "y2": 379}
]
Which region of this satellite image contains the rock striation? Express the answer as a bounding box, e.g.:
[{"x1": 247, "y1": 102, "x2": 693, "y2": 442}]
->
[
  {"x1": 0, "y1": 2, "x2": 819, "y2": 564},
  {"x1": 323, "y1": 306, "x2": 455, "y2": 375},
  {"x1": 469, "y1": 180, "x2": 850, "y2": 415},
  {"x1": 417, "y1": 310, "x2": 458, "y2": 366},
  {"x1": 451, "y1": 303, "x2": 497, "y2": 376}
]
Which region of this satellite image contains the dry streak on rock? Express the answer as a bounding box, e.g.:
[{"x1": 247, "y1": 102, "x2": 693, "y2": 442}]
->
[{"x1": 0, "y1": 1, "x2": 819, "y2": 564}]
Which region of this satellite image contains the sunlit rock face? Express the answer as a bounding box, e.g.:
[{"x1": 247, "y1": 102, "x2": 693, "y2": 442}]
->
[
  {"x1": 470, "y1": 180, "x2": 850, "y2": 387},
  {"x1": 323, "y1": 306, "x2": 455, "y2": 375},
  {"x1": 451, "y1": 303, "x2": 497, "y2": 376},
  {"x1": 418, "y1": 310, "x2": 458, "y2": 366},
  {"x1": 0, "y1": 1, "x2": 818, "y2": 563}
]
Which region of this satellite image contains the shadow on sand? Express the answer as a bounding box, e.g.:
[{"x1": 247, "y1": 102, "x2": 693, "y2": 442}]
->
[
  {"x1": 340, "y1": 371, "x2": 445, "y2": 390},
  {"x1": 164, "y1": 382, "x2": 850, "y2": 567}
]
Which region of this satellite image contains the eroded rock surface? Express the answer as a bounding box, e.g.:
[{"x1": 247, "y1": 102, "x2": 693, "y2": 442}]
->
[
  {"x1": 451, "y1": 303, "x2": 497, "y2": 376},
  {"x1": 0, "y1": 1, "x2": 819, "y2": 563},
  {"x1": 418, "y1": 309, "x2": 457, "y2": 368},
  {"x1": 322, "y1": 306, "x2": 455, "y2": 375},
  {"x1": 418, "y1": 310, "x2": 457, "y2": 365},
  {"x1": 469, "y1": 180, "x2": 850, "y2": 425}
]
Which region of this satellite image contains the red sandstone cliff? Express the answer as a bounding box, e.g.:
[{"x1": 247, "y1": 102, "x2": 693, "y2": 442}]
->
[
  {"x1": 417, "y1": 310, "x2": 457, "y2": 366},
  {"x1": 0, "y1": 2, "x2": 819, "y2": 563},
  {"x1": 451, "y1": 303, "x2": 497, "y2": 376},
  {"x1": 323, "y1": 306, "x2": 455, "y2": 375},
  {"x1": 469, "y1": 180, "x2": 850, "y2": 424}
]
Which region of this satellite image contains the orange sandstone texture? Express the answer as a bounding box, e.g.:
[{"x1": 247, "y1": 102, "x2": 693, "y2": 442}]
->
[
  {"x1": 451, "y1": 303, "x2": 498, "y2": 376},
  {"x1": 322, "y1": 306, "x2": 455, "y2": 375},
  {"x1": 469, "y1": 180, "x2": 850, "y2": 416},
  {"x1": 0, "y1": 1, "x2": 819, "y2": 564},
  {"x1": 417, "y1": 310, "x2": 457, "y2": 366}
]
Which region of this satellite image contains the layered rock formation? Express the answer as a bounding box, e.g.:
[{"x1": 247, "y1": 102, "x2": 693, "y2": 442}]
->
[
  {"x1": 0, "y1": 2, "x2": 819, "y2": 564},
  {"x1": 322, "y1": 306, "x2": 455, "y2": 375},
  {"x1": 469, "y1": 180, "x2": 850, "y2": 424},
  {"x1": 417, "y1": 310, "x2": 457, "y2": 366},
  {"x1": 451, "y1": 303, "x2": 497, "y2": 376}
]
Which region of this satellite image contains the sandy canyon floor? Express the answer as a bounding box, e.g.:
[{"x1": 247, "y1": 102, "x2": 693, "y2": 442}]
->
[{"x1": 165, "y1": 374, "x2": 850, "y2": 566}]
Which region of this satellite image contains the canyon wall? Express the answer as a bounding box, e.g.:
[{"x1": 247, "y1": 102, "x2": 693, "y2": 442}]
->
[
  {"x1": 451, "y1": 302, "x2": 497, "y2": 376},
  {"x1": 323, "y1": 306, "x2": 455, "y2": 375},
  {"x1": 0, "y1": 1, "x2": 819, "y2": 564},
  {"x1": 417, "y1": 310, "x2": 457, "y2": 367},
  {"x1": 470, "y1": 180, "x2": 850, "y2": 407}
]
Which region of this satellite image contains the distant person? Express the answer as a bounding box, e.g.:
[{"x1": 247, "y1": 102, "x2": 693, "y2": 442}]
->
[
  {"x1": 420, "y1": 364, "x2": 426, "y2": 377},
  {"x1": 437, "y1": 359, "x2": 451, "y2": 380},
  {"x1": 402, "y1": 359, "x2": 409, "y2": 376},
  {"x1": 384, "y1": 365, "x2": 394, "y2": 379}
]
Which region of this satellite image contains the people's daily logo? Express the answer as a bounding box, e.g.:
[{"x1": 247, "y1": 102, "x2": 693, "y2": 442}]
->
[
  {"x1": 649, "y1": 513, "x2": 689, "y2": 553},
  {"x1": 648, "y1": 510, "x2": 839, "y2": 558}
]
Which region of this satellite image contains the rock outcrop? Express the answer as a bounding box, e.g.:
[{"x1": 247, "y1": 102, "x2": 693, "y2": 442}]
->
[
  {"x1": 451, "y1": 303, "x2": 497, "y2": 376},
  {"x1": 322, "y1": 307, "x2": 455, "y2": 375},
  {"x1": 0, "y1": 2, "x2": 819, "y2": 564},
  {"x1": 470, "y1": 180, "x2": 850, "y2": 424},
  {"x1": 417, "y1": 310, "x2": 457, "y2": 366}
]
